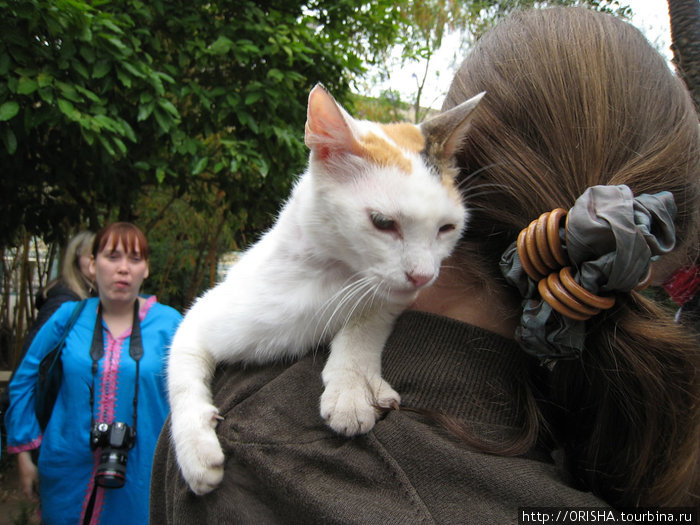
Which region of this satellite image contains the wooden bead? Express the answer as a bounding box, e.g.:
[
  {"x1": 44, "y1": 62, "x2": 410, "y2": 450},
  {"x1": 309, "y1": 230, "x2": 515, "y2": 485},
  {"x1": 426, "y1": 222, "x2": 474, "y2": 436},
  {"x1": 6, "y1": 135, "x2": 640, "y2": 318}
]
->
[{"x1": 517, "y1": 208, "x2": 568, "y2": 281}]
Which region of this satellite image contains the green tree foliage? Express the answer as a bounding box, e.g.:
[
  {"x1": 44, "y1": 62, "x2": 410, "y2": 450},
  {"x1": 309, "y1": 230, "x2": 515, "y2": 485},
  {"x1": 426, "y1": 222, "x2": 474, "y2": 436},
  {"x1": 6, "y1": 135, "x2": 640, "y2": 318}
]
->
[
  {"x1": 0, "y1": 0, "x2": 182, "y2": 244},
  {"x1": 389, "y1": 0, "x2": 632, "y2": 120},
  {"x1": 0, "y1": 0, "x2": 409, "y2": 314}
]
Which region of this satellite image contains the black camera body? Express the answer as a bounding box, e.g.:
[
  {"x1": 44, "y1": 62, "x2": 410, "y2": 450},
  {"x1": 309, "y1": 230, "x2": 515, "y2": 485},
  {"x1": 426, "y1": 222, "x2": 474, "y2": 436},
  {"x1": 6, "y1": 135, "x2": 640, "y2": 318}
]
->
[{"x1": 89, "y1": 421, "x2": 136, "y2": 488}]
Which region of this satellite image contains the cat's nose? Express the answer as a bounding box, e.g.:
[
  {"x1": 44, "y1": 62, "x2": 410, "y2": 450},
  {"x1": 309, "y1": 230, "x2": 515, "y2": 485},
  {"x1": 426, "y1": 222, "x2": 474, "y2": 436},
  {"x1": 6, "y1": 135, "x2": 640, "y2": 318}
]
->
[{"x1": 406, "y1": 271, "x2": 433, "y2": 288}]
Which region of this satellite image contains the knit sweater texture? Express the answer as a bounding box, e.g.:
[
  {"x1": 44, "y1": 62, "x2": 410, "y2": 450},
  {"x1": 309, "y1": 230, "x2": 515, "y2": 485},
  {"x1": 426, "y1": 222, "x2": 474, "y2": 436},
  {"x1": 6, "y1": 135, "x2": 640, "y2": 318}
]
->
[{"x1": 150, "y1": 311, "x2": 604, "y2": 524}]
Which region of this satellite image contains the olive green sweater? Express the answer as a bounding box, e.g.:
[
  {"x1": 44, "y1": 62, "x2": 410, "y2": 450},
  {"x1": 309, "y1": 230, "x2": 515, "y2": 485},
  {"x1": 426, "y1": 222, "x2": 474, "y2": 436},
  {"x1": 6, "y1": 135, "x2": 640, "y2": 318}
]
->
[{"x1": 150, "y1": 311, "x2": 604, "y2": 524}]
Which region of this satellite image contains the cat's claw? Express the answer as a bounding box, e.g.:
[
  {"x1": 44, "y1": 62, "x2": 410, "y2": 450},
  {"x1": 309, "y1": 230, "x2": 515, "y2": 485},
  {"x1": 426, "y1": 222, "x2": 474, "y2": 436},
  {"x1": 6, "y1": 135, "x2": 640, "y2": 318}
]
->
[
  {"x1": 320, "y1": 378, "x2": 400, "y2": 436},
  {"x1": 373, "y1": 380, "x2": 402, "y2": 411},
  {"x1": 171, "y1": 404, "x2": 226, "y2": 495}
]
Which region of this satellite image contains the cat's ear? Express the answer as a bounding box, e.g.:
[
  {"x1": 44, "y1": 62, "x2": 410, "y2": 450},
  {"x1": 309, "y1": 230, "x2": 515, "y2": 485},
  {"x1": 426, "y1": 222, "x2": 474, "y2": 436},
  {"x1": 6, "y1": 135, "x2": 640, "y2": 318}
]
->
[
  {"x1": 420, "y1": 92, "x2": 485, "y2": 162},
  {"x1": 304, "y1": 84, "x2": 363, "y2": 160}
]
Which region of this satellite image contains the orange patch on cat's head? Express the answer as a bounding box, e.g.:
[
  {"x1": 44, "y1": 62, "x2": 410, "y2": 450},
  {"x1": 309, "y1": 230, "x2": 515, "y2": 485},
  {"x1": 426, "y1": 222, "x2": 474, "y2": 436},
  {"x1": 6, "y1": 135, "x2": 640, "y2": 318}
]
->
[
  {"x1": 356, "y1": 123, "x2": 425, "y2": 174},
  {"x1": 440, "y1": 168, "x2": 461, "y2": 203}
]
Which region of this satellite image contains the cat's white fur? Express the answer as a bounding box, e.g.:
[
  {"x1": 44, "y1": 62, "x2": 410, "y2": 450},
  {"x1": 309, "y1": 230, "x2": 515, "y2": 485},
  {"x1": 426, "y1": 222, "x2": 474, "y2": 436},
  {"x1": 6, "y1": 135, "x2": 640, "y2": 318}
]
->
[{"x1": 168, "y1": 84, "x2": 484, "y2": 495}]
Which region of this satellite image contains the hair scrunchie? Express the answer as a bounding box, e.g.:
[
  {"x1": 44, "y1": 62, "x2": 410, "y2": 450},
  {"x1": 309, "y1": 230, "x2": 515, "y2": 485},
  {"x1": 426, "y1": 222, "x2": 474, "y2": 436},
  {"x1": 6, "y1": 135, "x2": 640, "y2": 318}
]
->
[{"x1": 499, "y1": 185, "x2": 677, "y2": 360}]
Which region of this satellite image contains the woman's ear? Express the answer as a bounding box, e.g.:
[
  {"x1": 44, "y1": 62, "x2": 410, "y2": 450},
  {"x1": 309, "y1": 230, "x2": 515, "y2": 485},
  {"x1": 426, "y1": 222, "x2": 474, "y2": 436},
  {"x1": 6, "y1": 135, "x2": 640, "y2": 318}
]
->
[{"x1": 88, "y1": 255, "x2": 96, "y2": 278}]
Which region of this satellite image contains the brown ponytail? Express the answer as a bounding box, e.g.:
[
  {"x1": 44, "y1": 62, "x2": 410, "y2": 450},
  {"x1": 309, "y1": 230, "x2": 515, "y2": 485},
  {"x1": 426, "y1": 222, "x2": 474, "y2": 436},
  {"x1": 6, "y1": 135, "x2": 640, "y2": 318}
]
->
[
  {"x1": 552, "y1": 295, "x2": 700, "y2": 505},
  {"x1": 443, "y1": 7, "x2": 700, "y2": 506}
]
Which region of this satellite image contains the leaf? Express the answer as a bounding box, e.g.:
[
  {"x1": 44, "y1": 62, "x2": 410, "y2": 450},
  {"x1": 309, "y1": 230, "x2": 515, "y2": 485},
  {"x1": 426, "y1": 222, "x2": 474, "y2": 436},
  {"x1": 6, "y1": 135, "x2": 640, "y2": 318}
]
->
[
  {"x1": 112, "y1": 136, "x2": 127, "y2": 154},
  {"x1": 81, "y1": 128, "x2": 95, "y2": 146},
  {"x1": 97, "y1": 134, "x2": 116, "y2": 156},
  {"x1": 93, "y1": 114, "x2": 119, "y2": 132},
  {"x1": 0, "y1": 54, "x2": 10, "y2": 76},
  {"x1": 72, "y1": 60, "x2": 90, "y2": 80},
  {"x1": 266, "y1": 68, "x2": 284, "y2": 82},
  {"x1": 0, "y1": 101, "x2": 20, "y2": 121},
  {"x1": 93, "y1": 60, "x2": 111, "y2": 79},
  {"x1": 137, "y1": 101, "x2": 154, "y2": 121},
  {"x1": 38, "y1": 88, "x2": 54, "y2": 104},
  {"x1": 209, "y1": 36, "x2": 234, "y2": 55},
  {"x1": 244, "y1": 91, "x2": 262, "y2": 105},
  {"x1": 157, "y1": 98, "x2": 179, "y2": 118},
  {"x1": 55, "y1": 82, "x2": 82, "y2": 103},
  {"x1": 17, "y1": 77, "x2": 38, "y2": 95},
  {"x1": 78, "y1": 25, "x2": 93, "y2": 43},
  {"x1": 37, "y1": 72, "x2": 53, "y2": 88},
  {"x1": 79, "y1": 46, "x2": 96, "y2": 63},
  {"x1": 121, "y1": 61, "x2": 146, "y2": 79},
  {"x1": 74, "y1": 85, "x2": 101, "y2": 103},
  {"x1": 101, "y1": 19, "x2": 125, "y2": 36},
  {"x1": 103, "y1": 35, "x2": 129, "y2": 54},
  {"x1": 2, "y1": 126, "x2": 17, "y2": 154},
  {"x1": 238, "y1": 112, "x2": 259, "y2": 134},
  {"x1": 157, "y1": 71, "x2": 175, "y2": 85},
  {"x1": 116, "y1": 68, "x2": 132, "y2": 88},
  {"x1": 149, "y1": 72, "x2": 164, "y2": 95},
  {"x1": 153, "y1": 107, "x2": 171, "y2": 133},
  {"x1": 118, "y1": 118, "x2": 137, "y2": 142},
  {"x1": 57, "y1": 99, "x2": 81, "y2": 121},
  {"x1": 192, "y1": 157, "x2": 208, "y2": 175}
]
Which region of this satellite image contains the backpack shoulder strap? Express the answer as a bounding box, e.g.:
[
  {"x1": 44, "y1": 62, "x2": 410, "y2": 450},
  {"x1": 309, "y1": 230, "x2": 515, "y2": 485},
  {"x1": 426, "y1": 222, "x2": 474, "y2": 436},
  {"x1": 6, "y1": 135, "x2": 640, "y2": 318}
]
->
[{"x1": 57, "y1": 299, "x2": 87, "y2": 347}]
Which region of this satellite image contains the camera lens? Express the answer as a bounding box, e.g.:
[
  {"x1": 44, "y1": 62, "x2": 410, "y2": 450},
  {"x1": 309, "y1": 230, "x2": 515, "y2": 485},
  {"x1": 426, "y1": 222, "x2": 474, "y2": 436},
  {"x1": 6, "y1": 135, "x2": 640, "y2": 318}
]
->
[{"x1": 95, "y1": 448, "x2": 128, "y2": 488}]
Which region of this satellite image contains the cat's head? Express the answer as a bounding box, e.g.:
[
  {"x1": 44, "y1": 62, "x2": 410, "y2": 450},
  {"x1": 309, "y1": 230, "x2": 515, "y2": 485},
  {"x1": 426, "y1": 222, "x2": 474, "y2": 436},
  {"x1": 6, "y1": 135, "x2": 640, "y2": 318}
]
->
[{"x1": 303, "y1": 84, "x2": 483, "y2": 304}]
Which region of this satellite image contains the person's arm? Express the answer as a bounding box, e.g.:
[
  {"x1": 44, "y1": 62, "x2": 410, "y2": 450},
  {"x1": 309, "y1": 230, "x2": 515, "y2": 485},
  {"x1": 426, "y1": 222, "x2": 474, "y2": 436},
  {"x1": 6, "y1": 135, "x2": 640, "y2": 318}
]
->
[
  {"x1": 16, "y1": 451, "x2": 38, "y2": 500},
  {"x1": 5, "y1": 303, "x2": 75, "y2": 457}
]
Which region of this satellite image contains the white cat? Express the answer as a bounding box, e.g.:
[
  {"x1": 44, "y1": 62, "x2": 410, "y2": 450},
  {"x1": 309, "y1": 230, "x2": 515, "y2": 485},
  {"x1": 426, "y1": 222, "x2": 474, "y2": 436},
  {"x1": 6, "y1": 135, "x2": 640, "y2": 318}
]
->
[{"x1": 167, "y1": 84, "x2": 484, "y2": 495}]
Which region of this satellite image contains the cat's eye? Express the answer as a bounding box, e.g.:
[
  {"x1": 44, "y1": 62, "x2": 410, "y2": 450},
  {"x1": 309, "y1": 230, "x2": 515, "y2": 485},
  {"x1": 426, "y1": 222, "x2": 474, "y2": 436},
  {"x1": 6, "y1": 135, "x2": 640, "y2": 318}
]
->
[
  {"x1": 439, "y1": 224, "x2": 456, "y2": 234},
  {"x1": 370, "y1": 212, "x2": 397, "y2": 232}
]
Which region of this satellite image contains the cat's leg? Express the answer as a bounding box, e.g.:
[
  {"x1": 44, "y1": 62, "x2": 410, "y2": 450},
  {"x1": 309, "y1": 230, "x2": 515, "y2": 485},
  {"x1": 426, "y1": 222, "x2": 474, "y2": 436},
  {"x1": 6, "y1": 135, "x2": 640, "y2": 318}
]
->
[
  {"x1": 168, "y1": 315, "x2": 226, "y2": 495},
  {"x1": 320, "y1": 310, "x2": 400, "y2": 436}
]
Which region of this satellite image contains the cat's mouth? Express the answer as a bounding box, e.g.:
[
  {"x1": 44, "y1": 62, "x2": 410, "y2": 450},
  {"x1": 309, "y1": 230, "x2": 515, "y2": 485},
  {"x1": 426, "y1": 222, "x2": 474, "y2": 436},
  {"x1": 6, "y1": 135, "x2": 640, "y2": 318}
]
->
[{"x1": 388, "y1": 287, "x2": 420, "y2": 302}]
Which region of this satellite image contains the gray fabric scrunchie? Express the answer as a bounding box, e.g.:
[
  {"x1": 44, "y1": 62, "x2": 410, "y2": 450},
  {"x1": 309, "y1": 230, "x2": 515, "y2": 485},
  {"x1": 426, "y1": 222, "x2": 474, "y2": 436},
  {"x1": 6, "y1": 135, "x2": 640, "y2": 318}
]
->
[{"x1": 500, "y1": 185, "x2": 677, "y2": 360}]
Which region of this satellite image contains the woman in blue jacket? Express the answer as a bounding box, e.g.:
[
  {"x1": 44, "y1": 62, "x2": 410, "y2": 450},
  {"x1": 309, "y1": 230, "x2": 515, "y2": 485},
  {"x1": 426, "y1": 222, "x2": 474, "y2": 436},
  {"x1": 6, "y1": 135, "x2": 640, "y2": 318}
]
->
[{"x1": 6, "y1": 222, "x2": 182, "y2": 525}]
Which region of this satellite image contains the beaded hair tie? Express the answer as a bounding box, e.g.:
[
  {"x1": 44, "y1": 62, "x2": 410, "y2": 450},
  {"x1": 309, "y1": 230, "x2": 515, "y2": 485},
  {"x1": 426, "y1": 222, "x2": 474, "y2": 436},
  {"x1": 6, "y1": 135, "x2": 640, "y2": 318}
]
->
[
  {"x1": 500, "y1": 185, "x2": 677, "y2": 360},
  {"x1": 516, "y1": 208, "x2": 652, "y2": 321}
]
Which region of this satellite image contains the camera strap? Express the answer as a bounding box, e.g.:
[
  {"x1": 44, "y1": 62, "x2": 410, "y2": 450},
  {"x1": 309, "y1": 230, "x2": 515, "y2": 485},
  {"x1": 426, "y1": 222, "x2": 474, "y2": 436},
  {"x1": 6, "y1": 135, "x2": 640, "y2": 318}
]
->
[
  {"x1": 83, "y1": 300, "x2": 144, "y2": 524},
  {"x1": 88, "y1": 300, "x2": 143, "y2": 432}
]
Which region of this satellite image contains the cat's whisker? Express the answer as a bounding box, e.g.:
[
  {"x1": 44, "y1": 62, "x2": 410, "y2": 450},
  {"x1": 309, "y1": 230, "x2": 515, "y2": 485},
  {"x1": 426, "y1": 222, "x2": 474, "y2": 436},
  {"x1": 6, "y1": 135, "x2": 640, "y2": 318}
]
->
[
  {"x1": 339, "y1": 281, "x2": 381, "y2": 332},
  {"x1": 167, "y1": 83, "x2": 479, "y2": 494},
  {"x1": 316, "y1": 276, "x2": 375, "y2": 342},
  {"x1": 454, "y1": 164, "x2": 499, "y2": 188},
  {"x1": 314, "y1": 272, "x2": 366, "y2": 321},
  {"x1": 457, "y1": 182, "x2": 509, "y2": 199},
  {"x1": 464, "y1": 163, "x2": 501, "y2": 178},
  {"x1": 464, "y1": 186, "x2": 508, "y2": 198}
]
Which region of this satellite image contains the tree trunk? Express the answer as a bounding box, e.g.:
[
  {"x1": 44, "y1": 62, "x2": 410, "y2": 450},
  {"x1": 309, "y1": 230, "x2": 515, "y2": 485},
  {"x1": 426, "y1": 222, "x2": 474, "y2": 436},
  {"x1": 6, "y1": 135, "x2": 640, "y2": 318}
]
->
[{"x1": 668, "y1": 0, "x2": 700, "y2": 114}]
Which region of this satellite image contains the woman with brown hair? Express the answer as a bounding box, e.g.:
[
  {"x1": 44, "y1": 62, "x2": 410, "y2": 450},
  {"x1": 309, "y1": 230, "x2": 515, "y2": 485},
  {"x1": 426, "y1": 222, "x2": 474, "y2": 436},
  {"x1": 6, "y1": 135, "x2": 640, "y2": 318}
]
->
[
  {"x1": 437, "y1": 6, "x2": 700, "y2": 506},
  {"x1": 6, "y1": 223, "x2": 182, "y2": 524},
  {"x1": 150, "y1": 7, "x2": 699, "y2": 521}
]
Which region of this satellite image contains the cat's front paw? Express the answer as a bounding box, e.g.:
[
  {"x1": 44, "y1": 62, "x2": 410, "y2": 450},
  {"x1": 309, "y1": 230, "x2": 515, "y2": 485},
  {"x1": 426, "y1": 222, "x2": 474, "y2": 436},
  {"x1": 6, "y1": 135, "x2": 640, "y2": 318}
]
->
[
  {"x1": 320, "y1": 377, "x2": 400, "y2": 436},
  {"x1": 170, "y1": 404, "x2": 226, "y2": 495}
]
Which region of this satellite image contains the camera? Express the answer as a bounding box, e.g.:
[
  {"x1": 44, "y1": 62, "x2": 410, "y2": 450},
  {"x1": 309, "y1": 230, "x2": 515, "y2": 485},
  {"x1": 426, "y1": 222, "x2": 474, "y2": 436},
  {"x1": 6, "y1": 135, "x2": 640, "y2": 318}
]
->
[{"x1": 89, "y1": 421, "x2": 136, "y2": 488}]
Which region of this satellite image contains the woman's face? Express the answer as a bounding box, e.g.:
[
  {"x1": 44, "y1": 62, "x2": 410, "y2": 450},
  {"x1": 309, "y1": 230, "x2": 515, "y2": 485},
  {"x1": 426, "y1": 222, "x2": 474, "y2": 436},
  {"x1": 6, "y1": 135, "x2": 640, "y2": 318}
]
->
[{"x1": 90, "y1": 235, "x2": 149, "y2": 306}]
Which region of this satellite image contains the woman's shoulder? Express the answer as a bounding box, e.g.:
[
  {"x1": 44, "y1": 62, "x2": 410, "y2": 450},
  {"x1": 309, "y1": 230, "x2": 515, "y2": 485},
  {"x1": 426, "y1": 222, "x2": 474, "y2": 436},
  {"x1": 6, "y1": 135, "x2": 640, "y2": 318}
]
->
[
  {"x1": 141, "y1": 296, "x2": 183, "y2": 324},
  {"x1": 200, "y1": 354, "x2": 606, "y2": 521},
  {"x1": 43, "y1": 280, "x2": 80, "y2": 302},
  {"x1": 50, "y1": 297, "x2": 94, "y2": 324}
]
